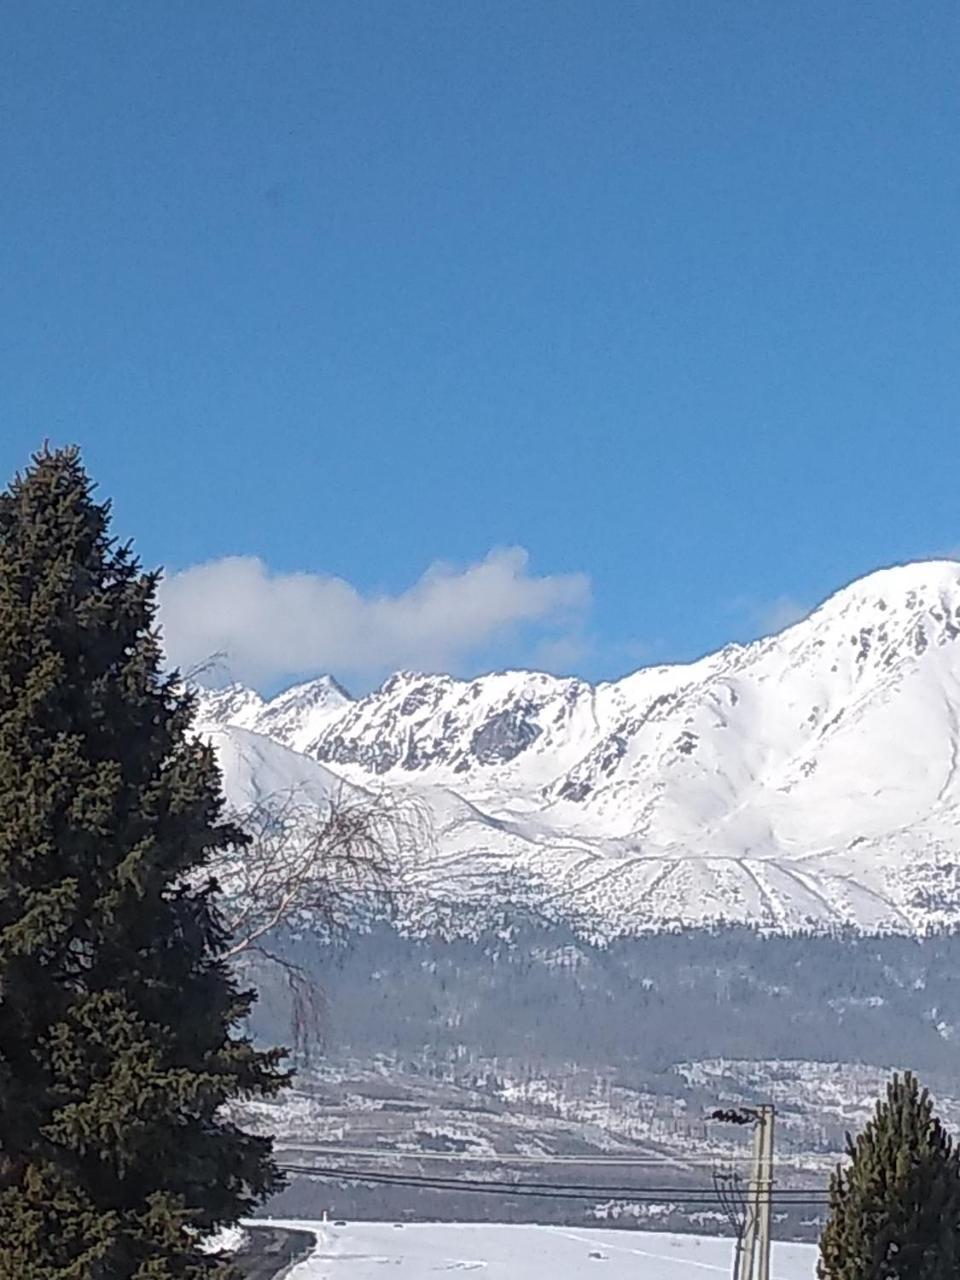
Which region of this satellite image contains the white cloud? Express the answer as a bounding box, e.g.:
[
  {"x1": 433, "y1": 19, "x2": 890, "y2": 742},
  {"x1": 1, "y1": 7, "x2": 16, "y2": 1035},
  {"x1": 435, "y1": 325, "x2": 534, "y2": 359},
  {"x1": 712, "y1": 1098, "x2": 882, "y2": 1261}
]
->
[{"x1": 158, "y1": 547, "x2": 590, "y2": 688}]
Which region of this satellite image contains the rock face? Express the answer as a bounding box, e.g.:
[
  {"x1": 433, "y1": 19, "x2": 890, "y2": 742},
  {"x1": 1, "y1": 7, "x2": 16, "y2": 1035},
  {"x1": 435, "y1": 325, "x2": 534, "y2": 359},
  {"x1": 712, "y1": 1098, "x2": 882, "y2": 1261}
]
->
[{"x1": 197, "y1": 560, "x2": 960, "y2": 938}]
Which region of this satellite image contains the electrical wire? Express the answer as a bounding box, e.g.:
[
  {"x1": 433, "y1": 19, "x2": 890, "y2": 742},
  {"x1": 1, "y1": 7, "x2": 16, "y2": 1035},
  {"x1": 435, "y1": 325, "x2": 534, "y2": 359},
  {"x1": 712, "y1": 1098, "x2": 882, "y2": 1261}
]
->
[
  {"x1": 276, "y1": 1145, "x2": 818, "y2": 1171},
  {"x1": 277, "y1": 1162, "x2": 831, "y2": 1206}
]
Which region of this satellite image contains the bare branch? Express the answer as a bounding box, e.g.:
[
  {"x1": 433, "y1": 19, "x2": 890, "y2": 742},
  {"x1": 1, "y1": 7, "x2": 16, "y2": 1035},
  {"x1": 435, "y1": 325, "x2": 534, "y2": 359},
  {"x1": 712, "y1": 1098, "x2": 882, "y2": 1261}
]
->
[
  {"x1": 232, "y1": 943, "x2": 328, "y2": 1064},
  {"x1": 214, "y1": 782, "x2": 431, "y2": 1054}
]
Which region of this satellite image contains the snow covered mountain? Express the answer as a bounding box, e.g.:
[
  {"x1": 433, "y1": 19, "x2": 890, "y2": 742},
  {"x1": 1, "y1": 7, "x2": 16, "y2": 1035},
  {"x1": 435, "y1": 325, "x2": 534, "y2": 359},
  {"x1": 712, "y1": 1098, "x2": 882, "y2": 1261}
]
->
[{"x1": 196, "y1": 560, "x2": 960, "y2": 937}]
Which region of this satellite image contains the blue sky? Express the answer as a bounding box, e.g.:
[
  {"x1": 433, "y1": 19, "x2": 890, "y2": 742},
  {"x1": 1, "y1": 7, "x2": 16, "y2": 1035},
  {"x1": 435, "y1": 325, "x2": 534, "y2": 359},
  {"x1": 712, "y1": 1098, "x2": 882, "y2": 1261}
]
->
[{"x1": 1, "y1": 2, "x2": 958, "y2": 691}]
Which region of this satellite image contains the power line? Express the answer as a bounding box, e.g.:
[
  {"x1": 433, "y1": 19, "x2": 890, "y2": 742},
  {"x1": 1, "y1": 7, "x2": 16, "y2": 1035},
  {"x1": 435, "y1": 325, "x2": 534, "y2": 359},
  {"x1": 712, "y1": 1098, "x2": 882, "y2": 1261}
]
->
[
  {"x1": 278, "y1": 1147, "x2": 745, "y2": 1166},
  {"x1": 278, "y1": 1159, "x2": 829, "y2": 1196},
  {"x1": 276, "y1": 1144, "x2": 819, "y2": 1170},
  {"x1": 277, "y1": 1162, "x2": 831, "y2": 1206}
]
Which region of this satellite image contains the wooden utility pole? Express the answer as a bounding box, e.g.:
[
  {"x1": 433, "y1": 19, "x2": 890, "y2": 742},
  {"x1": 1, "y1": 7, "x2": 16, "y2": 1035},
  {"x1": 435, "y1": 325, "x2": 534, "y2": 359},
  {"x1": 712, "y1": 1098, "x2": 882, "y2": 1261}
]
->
[
  {"x1": 756, "y1": 1105, "x2": 774, "y2": 1280},
  {"x1": 712, "y1": 1104, "x2": 775, "y2": 1280},
  {"x1": 740, "y1": 1106, "x2": 775, "y2": 1280}
]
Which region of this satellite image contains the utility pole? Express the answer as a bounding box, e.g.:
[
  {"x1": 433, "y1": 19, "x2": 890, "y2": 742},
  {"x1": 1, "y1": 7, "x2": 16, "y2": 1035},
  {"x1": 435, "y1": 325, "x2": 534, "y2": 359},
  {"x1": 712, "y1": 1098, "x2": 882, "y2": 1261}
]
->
[
  {"x1": 755, "y1": 1105, "x2": 774, "y2": 1280},
  {"x1": 711, "y1": 1105, "x2": 775, "y2": 1280}
]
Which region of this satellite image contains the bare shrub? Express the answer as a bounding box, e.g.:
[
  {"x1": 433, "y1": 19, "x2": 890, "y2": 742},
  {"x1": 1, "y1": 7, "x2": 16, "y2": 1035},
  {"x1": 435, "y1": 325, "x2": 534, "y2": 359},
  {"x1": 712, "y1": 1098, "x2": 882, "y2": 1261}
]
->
[{"x1": 216, "y1": 784, "x2": 430, "y2": 1054}]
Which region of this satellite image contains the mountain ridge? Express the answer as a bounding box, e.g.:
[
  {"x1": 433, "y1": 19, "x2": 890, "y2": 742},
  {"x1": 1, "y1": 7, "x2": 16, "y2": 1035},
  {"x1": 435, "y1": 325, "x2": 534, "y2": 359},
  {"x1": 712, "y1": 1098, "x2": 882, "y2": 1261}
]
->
[{"x1": 196, "y1": 559, "x2": 960, "y2": 937}]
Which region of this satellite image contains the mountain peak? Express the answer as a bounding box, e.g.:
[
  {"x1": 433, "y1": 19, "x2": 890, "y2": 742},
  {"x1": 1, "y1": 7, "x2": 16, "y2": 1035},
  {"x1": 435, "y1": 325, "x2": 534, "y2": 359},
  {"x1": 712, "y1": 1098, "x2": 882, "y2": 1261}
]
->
[
  {"x1": 248, "y1": 674, "x2": 353, "y2": 754},
  {"x1": 197, "y1": 559, "x2": 960, "y2": 937},
  {"x1": 267, "y1": 674, "x2": 354, "y2": 707}
]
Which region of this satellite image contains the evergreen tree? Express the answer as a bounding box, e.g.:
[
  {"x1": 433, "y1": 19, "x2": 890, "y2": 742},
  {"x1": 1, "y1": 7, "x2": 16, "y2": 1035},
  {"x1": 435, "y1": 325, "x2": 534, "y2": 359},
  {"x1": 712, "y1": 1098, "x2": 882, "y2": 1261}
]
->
[
  {"x1": 0, "y1": 447, "x2": 288, "y2": 1278},
  {"x1": 818, "y1": 1071, "x2": 960, "y2": 1280}
]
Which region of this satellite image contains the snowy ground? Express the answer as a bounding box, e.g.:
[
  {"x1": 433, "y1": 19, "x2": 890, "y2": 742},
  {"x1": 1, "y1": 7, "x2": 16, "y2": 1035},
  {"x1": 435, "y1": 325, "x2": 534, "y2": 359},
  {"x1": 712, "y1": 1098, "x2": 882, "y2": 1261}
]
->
[{"x1": 260, "y1": 1220, "x2": 817, "y2": 1280}]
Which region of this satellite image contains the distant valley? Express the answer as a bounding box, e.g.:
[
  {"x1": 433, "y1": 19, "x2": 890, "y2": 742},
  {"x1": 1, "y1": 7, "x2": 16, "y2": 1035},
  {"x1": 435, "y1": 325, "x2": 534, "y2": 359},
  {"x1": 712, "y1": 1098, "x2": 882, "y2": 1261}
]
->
[{"x1": 197, "y1": 560, "x2": 960, "y2": 1232}]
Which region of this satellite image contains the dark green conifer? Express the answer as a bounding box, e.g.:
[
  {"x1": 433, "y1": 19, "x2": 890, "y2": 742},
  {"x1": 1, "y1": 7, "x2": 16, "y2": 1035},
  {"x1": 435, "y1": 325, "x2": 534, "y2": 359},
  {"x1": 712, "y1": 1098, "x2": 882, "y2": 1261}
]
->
[
  {"x1": 0, "y1": 447, "x2": 288, "y2": 1278},
  {"x1": 818, "y1": 1071, "x2": 960, "y2": 1280}
]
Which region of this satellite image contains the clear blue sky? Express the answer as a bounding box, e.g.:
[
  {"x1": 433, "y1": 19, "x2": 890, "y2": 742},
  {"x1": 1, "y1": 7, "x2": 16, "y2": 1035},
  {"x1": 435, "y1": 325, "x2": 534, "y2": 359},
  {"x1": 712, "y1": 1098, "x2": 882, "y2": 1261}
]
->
[{"x1": 1, "y1": 1, "x2": 958, "y2": 690}]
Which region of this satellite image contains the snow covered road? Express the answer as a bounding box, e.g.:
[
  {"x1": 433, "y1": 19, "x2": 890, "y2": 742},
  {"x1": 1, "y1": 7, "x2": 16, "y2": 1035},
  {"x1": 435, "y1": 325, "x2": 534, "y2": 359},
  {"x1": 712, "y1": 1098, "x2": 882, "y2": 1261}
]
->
[{"x1": 263, "y1": 1221, "x2": 817, "y2": 1280}]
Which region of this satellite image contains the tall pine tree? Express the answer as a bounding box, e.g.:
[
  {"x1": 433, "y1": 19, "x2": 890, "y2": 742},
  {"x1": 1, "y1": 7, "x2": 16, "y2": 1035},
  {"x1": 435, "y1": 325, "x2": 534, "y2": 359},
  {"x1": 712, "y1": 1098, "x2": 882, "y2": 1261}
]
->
[
  {"x1": 819, "y1": 1071, "x2": 960, "y2": 1280},
  {"x1": 0, "y1": 447, "x2": 288, "y2": 1278}
]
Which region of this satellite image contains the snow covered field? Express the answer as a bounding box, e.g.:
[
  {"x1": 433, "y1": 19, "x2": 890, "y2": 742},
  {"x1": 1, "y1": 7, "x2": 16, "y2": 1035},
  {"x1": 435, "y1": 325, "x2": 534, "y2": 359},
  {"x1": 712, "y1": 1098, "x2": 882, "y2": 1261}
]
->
[{"x1": 265, "y1": 1221, "x2": 817, "y2": 1280}]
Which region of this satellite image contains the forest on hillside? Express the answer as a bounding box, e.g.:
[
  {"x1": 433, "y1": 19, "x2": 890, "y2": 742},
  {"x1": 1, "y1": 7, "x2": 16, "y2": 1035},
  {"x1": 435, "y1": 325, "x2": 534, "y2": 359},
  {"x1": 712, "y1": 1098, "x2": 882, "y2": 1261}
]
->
[{"x1": 249, "y1": 921, "x2": 960, "y2": 1078}]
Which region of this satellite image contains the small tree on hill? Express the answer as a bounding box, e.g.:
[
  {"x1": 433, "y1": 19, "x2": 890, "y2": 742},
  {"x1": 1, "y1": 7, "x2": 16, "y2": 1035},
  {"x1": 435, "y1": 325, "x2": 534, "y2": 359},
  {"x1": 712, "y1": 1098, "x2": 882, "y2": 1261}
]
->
[
  {"x1": 818, "y1": 1071, "x2": 960, "y2": 1280},
  {"x1": 0, "y1": 446, "x2": 288, "y2": 1278}
]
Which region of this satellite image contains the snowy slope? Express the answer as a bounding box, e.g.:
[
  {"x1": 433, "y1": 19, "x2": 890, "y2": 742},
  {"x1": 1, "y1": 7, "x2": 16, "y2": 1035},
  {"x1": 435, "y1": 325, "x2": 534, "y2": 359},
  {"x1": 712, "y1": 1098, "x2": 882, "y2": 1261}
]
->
[
  {"x1": 204, "y1": 723, "x2": 351, "y2": 812},
  {"x1": 197, "y1": 560, "x2": 960, "y2": 937}
]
